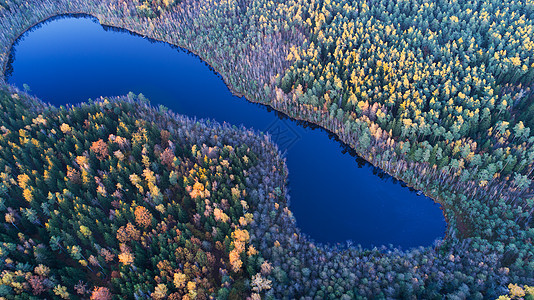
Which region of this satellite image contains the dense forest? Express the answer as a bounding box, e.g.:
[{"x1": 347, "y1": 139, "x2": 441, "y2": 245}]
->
[
  {"x1": 0, "y1": 0, "x2": 533, "y2": 298},
  {"x1": 0, "y1": 85, "x2": 291, "y2": 298}
]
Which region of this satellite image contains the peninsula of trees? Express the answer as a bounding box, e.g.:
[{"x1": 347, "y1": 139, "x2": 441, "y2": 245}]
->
[{"x1": 0, "y1": 85, "x2": 291, "y2": 299}]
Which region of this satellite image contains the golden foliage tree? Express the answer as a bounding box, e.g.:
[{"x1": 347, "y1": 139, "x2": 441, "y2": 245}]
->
[
  {"x1": 134, "y1": 206, "x2": 153, "y2": 228},
  {"x1": 90, "y1": 287, "x2": 112, "y2": 300},
  {"x1": 90, "y1": 139, "x2": 109, "y2": 160}
]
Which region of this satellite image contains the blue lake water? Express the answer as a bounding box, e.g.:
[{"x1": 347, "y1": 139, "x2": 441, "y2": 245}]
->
[{"x1": 5, "y1": 15, "x2": 446, "y2": 248}]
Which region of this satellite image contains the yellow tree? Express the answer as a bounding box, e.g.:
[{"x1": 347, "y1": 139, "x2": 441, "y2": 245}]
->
[{"x1": 134, "y1": 206, "x2": 153, "y2": 228}]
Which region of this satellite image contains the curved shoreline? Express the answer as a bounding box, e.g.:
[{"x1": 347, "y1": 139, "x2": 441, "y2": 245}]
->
[
  {"x1": 3, "y1": 12, "x2": 450, "y2": 248},
  {"x1": 1, "y1": 12, "x2": 87, "y2": 81},
  {"x1": 93, "y1": 15, "x2": 456, "y2": 242},
  {"x1": 5, "y1": 12, "x2": 452, "y2": 244}
]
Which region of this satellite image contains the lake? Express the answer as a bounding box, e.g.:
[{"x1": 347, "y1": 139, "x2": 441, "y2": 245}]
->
[{"x1": 6, "y1": 15, "x2": 446, "y2": 248}]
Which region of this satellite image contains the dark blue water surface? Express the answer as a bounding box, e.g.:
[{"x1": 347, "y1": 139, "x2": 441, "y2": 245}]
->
[{"x1": 6, "y1": 16, "x2": 446, "y2": 248}]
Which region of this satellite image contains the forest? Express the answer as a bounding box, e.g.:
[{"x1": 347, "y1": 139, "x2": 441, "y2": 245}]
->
[
  {"x1": 0, "y1": 84, "x2": 291, "y2": 299},
  {"x1": 0, "y1": 0, "x2": 533, "y2": 298}
]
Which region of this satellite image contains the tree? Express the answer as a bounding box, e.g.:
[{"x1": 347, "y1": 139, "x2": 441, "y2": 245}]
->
[
  {"x1": 90, "y1": 139, "x2": 109, "y2": 160},
  {"x1": 50, "y1": 236, "x2": 65, "y2": 252},
  {"x1": 74, "y1": 281, "x2": 88, "y2": 295},
  {"x1": 53, "y1": 285, "x2": 69, "y2": 299},
  {"x1": 251, "y1": 273, "x2": 272, "y2": 293},
  {"x1": 359, "y1": 131, "x2": 371, "y2": 150},
  {"x1": 134, "y1": 206, "x2": 153, "y2": 228},
  {"x1": 117, "y1": 222, "x2": 140, "y2": 242},
  {"x1": 22, "y1": 208, "x2": 41, "y2": 225},
  {"x1": 160, "y1": 148, "x2": 175, "y2": 168},
  {"x1": 28, "y1": 275, "x2": 46, "y2": 295},
  {"x1": 90, "y1": 287, "x2": 112, "y2": 300},
  {"x1": 151, "y1": 284, "x2": 168, "y2": 300},
  {"x1": 513, "y1": 121, "x2": 530, "y2": 141},
  {"x1": 513, "y1": 173, "x2": 530, "y2": 190},
  {"x1": 118, "y1": 252, "x2": 134, "y2": 265},
  {"x1": 5, "y1": 211, "x2": 18, "y2": 229},
  {"x1": 173, "y1": 272, "x2": 187, "y2": 289}
]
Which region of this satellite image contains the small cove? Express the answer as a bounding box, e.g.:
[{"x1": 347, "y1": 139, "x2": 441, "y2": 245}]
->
[{"x1": 6, "y1": 15, "x2": 446, "y2": 249}]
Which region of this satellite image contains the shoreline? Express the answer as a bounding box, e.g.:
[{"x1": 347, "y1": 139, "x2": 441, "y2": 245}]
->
[
  {"x1": 1, "y1": 12, "x2": 87, "y2": 82},
  {"x1": 1, "y1": 12, "x2": 453, "y2": 247}
]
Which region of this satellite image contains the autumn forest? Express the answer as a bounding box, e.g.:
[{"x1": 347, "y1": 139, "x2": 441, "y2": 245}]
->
[{"x1": 0, "y1": 0, "x2": 533, "y2": 299}]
